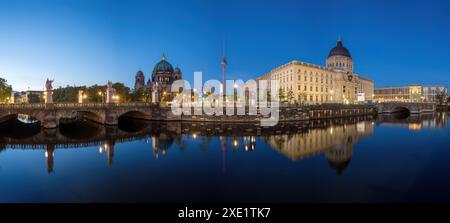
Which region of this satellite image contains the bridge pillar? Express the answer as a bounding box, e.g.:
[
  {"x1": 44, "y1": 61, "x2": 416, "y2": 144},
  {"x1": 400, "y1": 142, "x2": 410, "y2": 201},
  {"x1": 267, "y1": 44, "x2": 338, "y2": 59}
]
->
[
  {"x1": 104, "y1": 108, "x2": 119, "y2": 125},
  {"x1": 45, "y1": 144, "x2": 55, "y2": 173},
  {"x1": 42, "y1": 109, "x2": 58, "y2": 129}
]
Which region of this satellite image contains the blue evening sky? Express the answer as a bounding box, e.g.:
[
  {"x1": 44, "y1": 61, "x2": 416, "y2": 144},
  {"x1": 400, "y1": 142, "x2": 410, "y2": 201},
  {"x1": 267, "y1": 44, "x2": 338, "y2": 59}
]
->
[{"x1": 0, "y1": 0, "x2": 449, "y2": 91}]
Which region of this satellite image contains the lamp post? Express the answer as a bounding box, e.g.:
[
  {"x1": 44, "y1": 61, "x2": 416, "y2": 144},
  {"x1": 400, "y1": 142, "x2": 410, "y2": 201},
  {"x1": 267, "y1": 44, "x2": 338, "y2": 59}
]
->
[
  {"x1": 98, "y1": 91, "x2": 104, "y2": 103},
  {"x1": 78, "y1": 90, "x2": 87, "y2": 103}
]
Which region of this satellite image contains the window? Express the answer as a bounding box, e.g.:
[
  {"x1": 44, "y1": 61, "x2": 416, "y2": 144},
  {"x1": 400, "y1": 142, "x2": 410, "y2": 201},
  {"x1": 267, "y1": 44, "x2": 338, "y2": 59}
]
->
[{"x1": 304, "y1": 86, "x2": 307, "y2": 91}]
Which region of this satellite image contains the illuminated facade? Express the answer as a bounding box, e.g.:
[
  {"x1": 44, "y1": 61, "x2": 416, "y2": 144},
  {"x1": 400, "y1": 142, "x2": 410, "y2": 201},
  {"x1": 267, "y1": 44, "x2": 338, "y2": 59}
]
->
[
  {"x1": 133, "y1": 53, "x2": 183, "y2": 101},
  {"x1": 374, "y1": 85, "x2": 448, "y2": 102},
  {"x1": 256, "y1": 37, "x2": 374, "y2": 104}
]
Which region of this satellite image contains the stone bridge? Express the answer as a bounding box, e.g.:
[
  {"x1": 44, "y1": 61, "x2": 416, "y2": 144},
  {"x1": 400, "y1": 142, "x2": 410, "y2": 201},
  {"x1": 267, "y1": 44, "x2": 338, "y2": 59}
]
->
[
  {"x1": 376, "y1": 102, "x2": 436, "y2": 114},
  {"x1": 0, "y1": 103, "x2": 179, "y2": 128}
]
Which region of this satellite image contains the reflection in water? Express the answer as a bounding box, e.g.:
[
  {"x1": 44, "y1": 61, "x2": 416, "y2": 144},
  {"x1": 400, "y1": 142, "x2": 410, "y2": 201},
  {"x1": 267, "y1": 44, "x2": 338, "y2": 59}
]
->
[
  {"x1": 60, "y1": 120, "x2": 104, "y2": 139},
  {"x1": 262, "y1": 120, "x2": 373, "y2": 175},
  {"x1": 0, "y1": 113, "x2": 447, "y2": 176},
  {"x1": 0, "y1": 116, "x2": 41, "y2": 139},
  {"x1": 377, "y1": 112, "x2": 447, "y2": 130}
]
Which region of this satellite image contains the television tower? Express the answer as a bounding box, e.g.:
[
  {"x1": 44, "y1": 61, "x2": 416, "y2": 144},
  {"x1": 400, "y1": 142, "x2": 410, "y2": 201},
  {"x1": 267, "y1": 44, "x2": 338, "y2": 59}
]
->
[{"x1": 221, "y1": 45, "x2": 227, "y2": 105}]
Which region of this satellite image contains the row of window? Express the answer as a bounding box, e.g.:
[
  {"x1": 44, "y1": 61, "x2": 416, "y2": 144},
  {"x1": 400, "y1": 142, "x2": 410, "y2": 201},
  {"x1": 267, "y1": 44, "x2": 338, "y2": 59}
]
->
[
  {"x1": 272, "y1": 69, "x2": 333, "y2": 81},
  {"x1": 297, "y1": 85, "x2": 331, "y2": 93},
  {"x1": 327, "y1": 62, "x2": 352, "y2": 68}
]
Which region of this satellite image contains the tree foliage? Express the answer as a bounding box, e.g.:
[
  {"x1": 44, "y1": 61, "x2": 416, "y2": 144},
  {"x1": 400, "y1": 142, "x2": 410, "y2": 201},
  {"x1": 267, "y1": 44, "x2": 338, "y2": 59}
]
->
[
  {"x1": 131, "y1": 88, "x2": 151, "y2": 102},
  {"x1": 434, "y1": 90, "x2": 448, "y2": 106},
  {"x1": 287, "y1": 88, "x2": 295, "y2": 103},
  {"x1": 51, "y1": 82, "x2": 133, "y2": 103},
  {"x1": 53, "y1": 85, "x2": 86, "y2": 103},
  {"x1": 278, "y1": 88, "x2": 286, "y2": 102},
  {"x1": 112, "y1": 83, "x2": 132, "y2": 102},
  {"x1": 27, "y1": 93, "x2": 42, "y2": 103},
  {"x1": 0, "y1": 78, "x2": 13, "y2": 103},
  {"x1": 297, "y1": 92, "x2": 307, "y2": 105}
]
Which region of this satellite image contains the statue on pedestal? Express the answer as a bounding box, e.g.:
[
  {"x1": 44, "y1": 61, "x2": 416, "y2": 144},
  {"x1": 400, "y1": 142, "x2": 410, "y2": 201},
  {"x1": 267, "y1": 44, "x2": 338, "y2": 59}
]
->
[
  {"x1": 106, "y1": 81, "x2": 116, "y2": 104},
  {"x1": 151, "y1": 82, "x2": 159, "y2": 103},
  {"x1": 45, "y1": 78, "x2": 54, "y2": 104}
]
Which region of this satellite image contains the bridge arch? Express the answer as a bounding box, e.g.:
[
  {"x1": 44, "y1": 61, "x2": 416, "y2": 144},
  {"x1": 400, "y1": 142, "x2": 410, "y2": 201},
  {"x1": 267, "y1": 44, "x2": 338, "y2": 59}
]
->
[
  {"x1": 391, "y1": 106, "x2": 411, "y2": 119},
  {"x1": 391, "y1": 106, "x2": 411, "y2": 113},
  {"x1": 71, "y1": 110, "x2": 105, "y2": 124},
  {"x1": 118, "y1": 110, "x2": 150, "y2": 120},
  {"x1": 0, "y1": 112, "x2": 44, "y2": 124}
]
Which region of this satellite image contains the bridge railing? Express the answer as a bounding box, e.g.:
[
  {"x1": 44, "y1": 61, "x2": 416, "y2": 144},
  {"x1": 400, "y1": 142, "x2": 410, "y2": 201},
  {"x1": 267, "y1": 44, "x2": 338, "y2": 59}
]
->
[
  {"x1": 0, "y1": 103, "x2": 46, "y2": 109},
  {"x1": 0, "y1": 102, "x2": 156, "y2": 110},
  {"x1": 54, "y1": 102, "x2": 155, "y2": 108}
]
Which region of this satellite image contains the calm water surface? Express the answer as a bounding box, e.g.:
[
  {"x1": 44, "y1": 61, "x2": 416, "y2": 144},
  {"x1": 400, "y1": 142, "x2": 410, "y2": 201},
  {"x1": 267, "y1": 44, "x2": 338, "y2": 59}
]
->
[{"x1": 0, "y1": 113, "x2": 449, "y2": 202}]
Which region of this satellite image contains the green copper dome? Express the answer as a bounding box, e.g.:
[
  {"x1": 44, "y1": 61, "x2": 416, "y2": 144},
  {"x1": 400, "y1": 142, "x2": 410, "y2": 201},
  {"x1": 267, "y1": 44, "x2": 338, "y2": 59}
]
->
[{"x1": 152, "y1": 53, "x2": 174, "y2": 75}]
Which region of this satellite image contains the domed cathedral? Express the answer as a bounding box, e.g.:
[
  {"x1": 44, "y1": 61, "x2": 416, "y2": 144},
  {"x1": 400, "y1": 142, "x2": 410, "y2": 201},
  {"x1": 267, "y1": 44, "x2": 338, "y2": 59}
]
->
[
  {"x1": 149, "y1": 53, "x2": 183, "y2": 101},
  {"x1": 326, "y1": 36, "x2": 354, "y2": 73},
  {"x1": 133, "y1": 53, "x2": 183, "y2": 102}
]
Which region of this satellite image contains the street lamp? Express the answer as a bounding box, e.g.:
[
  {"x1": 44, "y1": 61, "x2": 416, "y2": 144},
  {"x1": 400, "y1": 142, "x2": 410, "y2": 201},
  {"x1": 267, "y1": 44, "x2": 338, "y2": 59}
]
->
[{"x1": 98, "y1": 91, "x2": 105, "y2": 103}]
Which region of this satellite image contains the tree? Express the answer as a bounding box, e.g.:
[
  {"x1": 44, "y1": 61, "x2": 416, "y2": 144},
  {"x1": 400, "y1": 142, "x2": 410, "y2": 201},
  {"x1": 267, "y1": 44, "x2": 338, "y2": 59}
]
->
[
  {"x1": 287, "y1": 88, "x2": 295, "y2": 103},
  {"x1": 112, "y1": 82, "x2": 132, "y2": 102},
  {"x1": 266, "y1": 90, "x2": 271, "y2": 102},
  {"x1": 278, "y1": 88, "x2": 286, "y2": 102},
  {"x1": 131, "y1": 88, "x2": 151, "y2": 102},
  {"x1": 0, "y1": 78, "x2": 13, "y2": 103},
  {"x1": 297, "y1": 92, "x2": 307, "y2": 105},
  {"x1": 53, "y1": 85, "x2": 86, "y2": 103},
  {"x1": 434, "y1": 90, "x2": 448, "y2": 106},
  {"x1": 27, "y1": 93, "x2": 41, "y2": 103}
]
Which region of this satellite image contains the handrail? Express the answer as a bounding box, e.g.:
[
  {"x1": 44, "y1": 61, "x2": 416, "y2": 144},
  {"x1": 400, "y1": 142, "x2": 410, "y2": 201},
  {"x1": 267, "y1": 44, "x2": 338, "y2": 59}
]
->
[{"x1": 0, "y1": 102, "x2": 156, "y2": 109}]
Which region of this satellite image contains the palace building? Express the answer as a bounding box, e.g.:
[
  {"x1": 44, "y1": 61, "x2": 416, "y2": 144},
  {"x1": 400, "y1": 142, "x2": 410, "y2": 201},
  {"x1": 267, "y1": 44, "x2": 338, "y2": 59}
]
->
[
  {"x1": 134, "y1": 53, "x2": 183, "y2": 102},
  {"x1": 256, "y1": 37, "x2": 374, "y2": 104}
]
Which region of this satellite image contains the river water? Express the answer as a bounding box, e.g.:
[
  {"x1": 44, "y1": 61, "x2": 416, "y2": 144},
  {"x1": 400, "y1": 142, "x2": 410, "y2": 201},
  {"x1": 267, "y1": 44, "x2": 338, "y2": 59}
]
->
[{"x1": 0, "y1": 112, "x2": 449, "y2": 202}]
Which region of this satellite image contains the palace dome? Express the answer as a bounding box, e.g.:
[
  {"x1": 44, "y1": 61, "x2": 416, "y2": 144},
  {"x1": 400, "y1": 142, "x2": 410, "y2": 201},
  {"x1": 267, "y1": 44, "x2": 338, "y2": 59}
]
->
[
  {"x1": 153, "y1": 53, "x2": 174, "y2": 74},
  {"x1": 327, "y1": 37, "x2": 352, "y2": 59}
]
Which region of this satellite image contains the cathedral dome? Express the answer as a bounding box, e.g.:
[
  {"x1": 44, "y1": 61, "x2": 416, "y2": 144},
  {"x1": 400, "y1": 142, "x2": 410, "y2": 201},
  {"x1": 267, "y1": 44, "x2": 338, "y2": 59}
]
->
[
  {"x1": 327, "y1": 37, "x2": 352, "y2": 59},
  {"x1": 153, "y1": 53, "x2": 174, "y2": 74}
]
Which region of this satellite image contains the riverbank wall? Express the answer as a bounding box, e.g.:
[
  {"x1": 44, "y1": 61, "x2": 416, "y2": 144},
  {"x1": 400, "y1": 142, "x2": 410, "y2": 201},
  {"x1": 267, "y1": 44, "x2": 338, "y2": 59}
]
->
[{"x1": 145, "y1": 104, "x2": 377, "y2": 123}]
